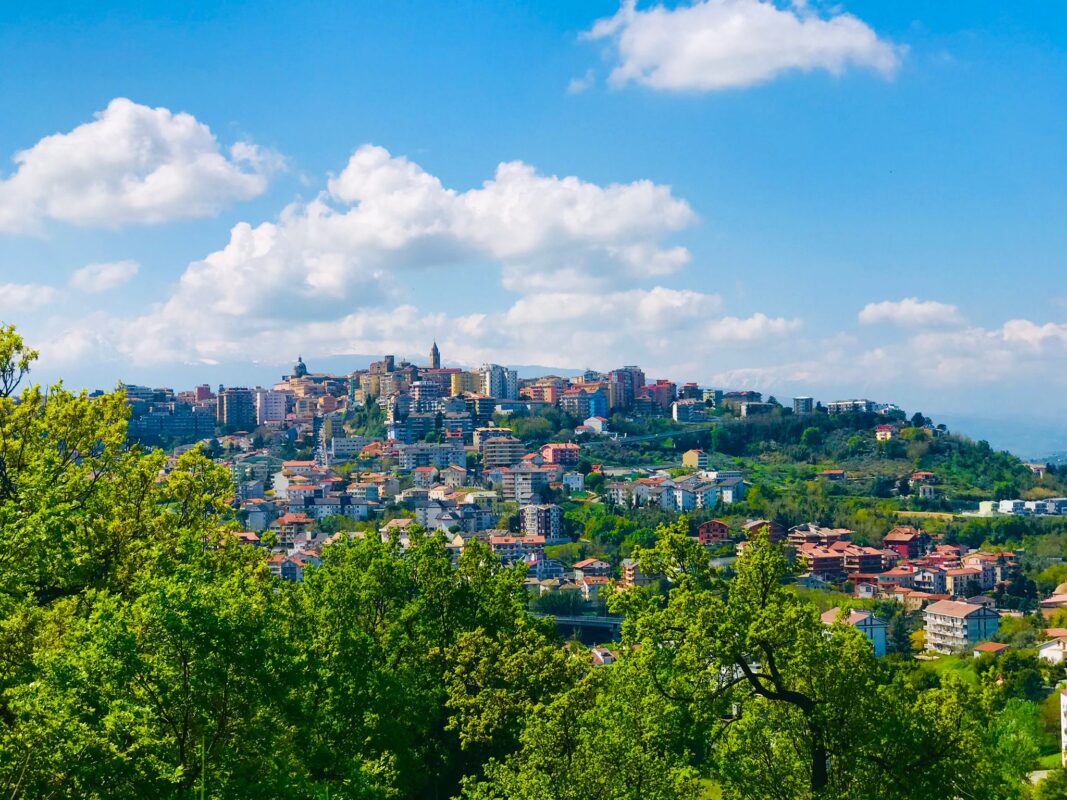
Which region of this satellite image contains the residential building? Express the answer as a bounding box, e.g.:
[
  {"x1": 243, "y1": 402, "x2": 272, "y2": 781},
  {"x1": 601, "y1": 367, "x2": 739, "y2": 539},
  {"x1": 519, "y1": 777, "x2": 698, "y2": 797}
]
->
[
  {"x1": 924, "y1": 600, "x2": 1000, "y2": 654},
  {"x1": 482, "y1": 435, "x2": 526, "y2": 468},
  {"x1": 672, "y1": 399, "x2": 708, "y2": 422},
  {"x1": 522, "y1": 504, "x2": 564, "y2": 541},
  {"x1": 540, "y1": 442, "x2": 581, "y2": 466},
  {"x1": 820, "y1": 607, "x2": 888, "y2": 657},
  {"x1": 827, "y1": 399, "x2": 875, "y2": 415},
  {"x1": 682, "y1": 449, "x2": 709, "y2": 469},
  {"x1": 255, "y1": 389, "x2": 288, "y2": 424},
  {"x1": 217, "y1": 387, "x2": 256, "y2": 431},
  {"x1": 883, "y1": 526, "x2": 928, "y2": 560},
  {"x1": 793, "y1": 396, "x2": 814, "y2": 414}
]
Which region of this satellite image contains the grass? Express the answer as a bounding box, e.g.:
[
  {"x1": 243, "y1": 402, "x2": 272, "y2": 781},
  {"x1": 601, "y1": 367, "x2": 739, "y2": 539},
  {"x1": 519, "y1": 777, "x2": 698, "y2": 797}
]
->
[
  {"x1": 1038, "y1": 752, "x2": 1062, "y2": 770},
  {"x1": 918, "y1": 654, "x2": 979, "y2": 685}
]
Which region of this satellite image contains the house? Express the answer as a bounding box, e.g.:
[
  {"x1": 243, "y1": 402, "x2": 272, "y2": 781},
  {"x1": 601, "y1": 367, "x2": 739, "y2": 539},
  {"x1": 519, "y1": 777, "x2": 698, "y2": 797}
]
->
[
  {"x1": 540, "y1": 442, "x2": 581, "y2": 466},
  {"x1": 883, "y1": 526, "x2": 928, "y2": 560},
  {"x1": 682, "y1": 449, "x2": 709, "y2": 469},
  {"x1": 573, "y1": 558, "x2": 611, "y2": 578},
  {"x1": 910, "y1": 471, "x2": 938, "y2": 487},
  {"x1": 945, "y1": 568, "x2": 983, "y2": 597},
  {"x1": 1039, "y1": 637, "x2": 1067, "y2": 665},
  {"x1": 697, "y1": 519, "x2": 733, "y2": 546},
  {"x1": 591, "y1": 646, "x2": 617, "y2": 666},
  {"x1": 583, "y1": 416, "x2": 610, "y2": 434},
  {"x1": 924, "y1": 600, "x2": 1000, "y2": 653},
  {"x1": 579, "y1": 575, "x2": 611, "y2": 602},
  {"x1": 820, "y1": 607, "x2": 888, "y2": 657},
  {"x1": 820, "y1": 469, "x2": 846, "y2": 481},
  {"x1": 875, "y1": 425, "x2": 896, "y2": 442},
  {"x1": 973, "y1": 641, "x2": 1010, "y2": 658},
  {"x1": 742, "y1": 519, "x2": 785, "y2": 542}
]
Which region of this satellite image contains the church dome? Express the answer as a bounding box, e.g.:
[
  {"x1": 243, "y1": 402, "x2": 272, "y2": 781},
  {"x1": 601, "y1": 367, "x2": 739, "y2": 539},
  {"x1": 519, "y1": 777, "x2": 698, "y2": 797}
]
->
[
  {"x1": 1055, "y1": 581, "x2": 1067, "y2": 596},
  {"x1": 293, "y1": 356, "x2": 308, "y2": 378}
]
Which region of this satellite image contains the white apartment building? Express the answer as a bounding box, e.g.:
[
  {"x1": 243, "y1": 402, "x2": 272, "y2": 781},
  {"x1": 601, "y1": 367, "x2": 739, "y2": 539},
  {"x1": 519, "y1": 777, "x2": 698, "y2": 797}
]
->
[
  {"x1": 255, "y1": 389, "x2": 288, "y2": 424},
  {"x1": 924, "y1": 600, "x2": 1000, "y2": 654}
]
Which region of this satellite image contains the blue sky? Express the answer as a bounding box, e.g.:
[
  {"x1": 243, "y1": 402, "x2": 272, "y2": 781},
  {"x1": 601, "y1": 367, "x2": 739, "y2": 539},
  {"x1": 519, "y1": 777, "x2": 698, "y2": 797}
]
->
[{"x1": 1, "y1": 1, "x2": 1065, "y2": 453}]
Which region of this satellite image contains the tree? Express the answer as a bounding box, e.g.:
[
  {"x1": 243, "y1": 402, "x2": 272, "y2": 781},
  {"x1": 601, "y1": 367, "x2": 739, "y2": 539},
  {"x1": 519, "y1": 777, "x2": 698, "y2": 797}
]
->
[{"x1": 800, "y1": 427, "x2": 823, "y2": 448}]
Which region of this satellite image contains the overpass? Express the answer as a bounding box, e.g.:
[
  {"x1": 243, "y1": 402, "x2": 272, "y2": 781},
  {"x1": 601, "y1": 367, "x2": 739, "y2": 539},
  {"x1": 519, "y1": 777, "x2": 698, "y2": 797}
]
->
[{"x1": 534, "y1": 613, "x2": 624, "y2": 643}]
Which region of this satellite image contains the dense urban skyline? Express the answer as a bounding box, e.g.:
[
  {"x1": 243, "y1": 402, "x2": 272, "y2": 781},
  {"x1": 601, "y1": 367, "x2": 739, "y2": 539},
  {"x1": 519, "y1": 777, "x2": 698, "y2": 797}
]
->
[{"x1": 1, "y1": 1, "x2": 1065, "y2": 454}]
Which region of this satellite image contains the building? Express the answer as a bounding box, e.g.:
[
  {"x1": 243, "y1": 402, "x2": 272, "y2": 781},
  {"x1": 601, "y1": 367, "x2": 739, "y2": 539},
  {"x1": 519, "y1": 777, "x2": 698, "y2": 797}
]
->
[
  {"x1": 827, "y1": 399, "x2": 875, "y2": 415},
  {"x1": 875, "y1": 424, "x2": 896, "y2": 442},
  {"x1": 883, "y1": 526, "x2": 928, "y2": 560},
  {"x1": 924, "y1": 600, "x2": 1000, "y2": 654},
  {"x1": 540, "y1": 442, "x2": 581, "y2": 466},
  {"x1": 428, "y1": 340, "x2": 441, "y2": 369},
  {"x1": 482, "y1": 435, "x2": 526, "y2": 468},
  {"x1": 793, "y1": 397, "x2": 814, "y2": 414},
  {"x1": 820, "y1": 607, "x2": 888, "y2": 657},
  {"x1": 217, "y1": 387, "x2": 256, "y2": 431},
  {"x1": 672, "y1": 399, "x2": 708, "y2": 422},
  {"x1": 682, "y1": 449, "x2": 709, "y2": 469},
  {"x1": 480, "y1": 364, "x2": 518, "y2": 400},
  {"x1": 521, "y1": 504, "x2": 564, "y2": 541},
  {"x1": 255, "y1": 389, "x2": 288, "y2": 424},
  {"x1": 697, "y1": 519, "x2": 732, "y2": 546},
  {"x1": 501, "y1": 463, "x2": 550, "y2": 504}
]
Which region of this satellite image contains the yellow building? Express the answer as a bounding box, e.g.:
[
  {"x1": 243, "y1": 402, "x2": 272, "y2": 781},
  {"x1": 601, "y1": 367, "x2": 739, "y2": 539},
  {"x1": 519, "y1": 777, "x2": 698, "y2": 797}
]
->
[
  {"x1": 682, "y1": 449, "x2": 708, "y2": 469},
  {"x1": 450, "y1": 371, "x2": 480, "y2": 396}
]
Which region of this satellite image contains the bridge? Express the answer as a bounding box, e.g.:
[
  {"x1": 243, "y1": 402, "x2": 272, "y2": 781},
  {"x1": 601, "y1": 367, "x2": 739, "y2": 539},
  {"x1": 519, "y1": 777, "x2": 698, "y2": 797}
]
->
[{"x1": 534, "y1": 613, "x2": 624, "y2": 643}]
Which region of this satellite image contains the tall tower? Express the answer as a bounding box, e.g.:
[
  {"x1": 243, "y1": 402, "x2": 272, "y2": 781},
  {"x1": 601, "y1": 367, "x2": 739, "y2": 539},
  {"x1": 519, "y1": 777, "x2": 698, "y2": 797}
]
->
[{"x1": 429, "y1": 340, "x2": 441, "y2": 370}]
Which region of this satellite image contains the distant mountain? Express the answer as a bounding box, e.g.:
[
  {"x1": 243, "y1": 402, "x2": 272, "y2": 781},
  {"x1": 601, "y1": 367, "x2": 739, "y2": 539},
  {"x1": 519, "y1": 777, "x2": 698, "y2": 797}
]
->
[{"x1": 930, "y1": 413, "x2": 1067, "y2": 461}]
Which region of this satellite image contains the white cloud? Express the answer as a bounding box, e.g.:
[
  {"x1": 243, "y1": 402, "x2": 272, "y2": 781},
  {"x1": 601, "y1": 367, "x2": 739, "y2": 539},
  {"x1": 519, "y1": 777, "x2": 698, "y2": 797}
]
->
[
  {"x1": 70, "y1": 260, "x2": 140, "y2": 293},
  {"x1": 705, "y1": 312, "x2": 801, "y2": 342},
  {"x1": 25, "y1": 144, "x2": 803, "y2": 381},
  {"x1": 0, "y1": 98, "x2": 277, "y2": 234},
  {"x1": 586, "y1": 0, "x2": 903, "y2": 92},
  {"x1": 0, "y1": 283, "x2": 58, "y2": 312},
  {"x1": 124, "y1": 144, "x2": 696, "y2": 354},
  {"x1": 858, "y1": 297, "x2": 963, "y2": 328},
  {"x1": 567, "y1": 69, "x2": 597, "y2": 94}
]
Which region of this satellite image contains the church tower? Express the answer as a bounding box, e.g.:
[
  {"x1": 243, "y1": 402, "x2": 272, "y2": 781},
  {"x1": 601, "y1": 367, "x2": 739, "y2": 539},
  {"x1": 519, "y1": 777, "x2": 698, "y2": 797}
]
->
[{"x1": 429, "y1": 340, "x2": 441, "y2": 370}]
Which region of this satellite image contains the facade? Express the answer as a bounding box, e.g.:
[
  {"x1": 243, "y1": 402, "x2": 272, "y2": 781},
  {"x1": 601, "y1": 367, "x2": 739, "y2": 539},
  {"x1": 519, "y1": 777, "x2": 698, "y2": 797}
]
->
[
  {"x1": 682, "y1": 449, "x2": 709, "y2": 469},
  {"x1": 255, "y1": 389, "x2": 288, "y2": 424},
  {"x1": 521, "y1": 504, "x2": 564, "y2": 541},
  {"x1": 218, "y1": 387, "x2": 256, "y2": 431},
  {"x1": 924, "y1": 600, "x2": 1000, "y2": 654},
  {"x1": 793, "y1": 396, "x2": 814, "y2": 414},
  {"x1": 482, "y1": 435, "x2": 526, "y2": 468},
  {"x1": 672, "y1": 399, "x2": 708, "y2": 422},
  {"x1": 820, "y1": 607, "x2": 888, "y2": 657},
  {"x1": 827, "y1": 399, "x2": 875, "y2": 415}
]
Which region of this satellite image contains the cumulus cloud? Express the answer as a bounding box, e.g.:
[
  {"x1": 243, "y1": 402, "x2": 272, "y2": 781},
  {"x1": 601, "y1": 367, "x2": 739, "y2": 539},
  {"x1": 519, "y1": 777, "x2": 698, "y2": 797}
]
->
[
  {"x1": 586, "y1": 0, "x2": 903, "y2": 92},
  {"x1": 70, "y1": 260, "x2": 140, "y2": 293},
  {"x1": 0, "y1": 98, "x2": 277, "y2": 234},
  {"x1": 132, "y1": 143, "x2": 695, "y2": 342},
  {"x1": 858, "y1": 297, "x2": 963, "y2": 328},
  {"x1": 0, "y1": 283, "x2": 58, "y2": 312},
  {"x1": 25, "y1": 144, "x2": 801, "y2": 379}
]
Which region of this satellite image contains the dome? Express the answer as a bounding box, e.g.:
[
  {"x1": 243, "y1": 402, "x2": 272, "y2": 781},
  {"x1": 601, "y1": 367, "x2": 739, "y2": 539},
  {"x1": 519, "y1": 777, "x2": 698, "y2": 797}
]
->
[
  {"x1": 293, "y1": 355, "x2": 308, "y2": 378},
  {"x1": 1055, "y1": 582, "x2": 1067, "y2": 596}
]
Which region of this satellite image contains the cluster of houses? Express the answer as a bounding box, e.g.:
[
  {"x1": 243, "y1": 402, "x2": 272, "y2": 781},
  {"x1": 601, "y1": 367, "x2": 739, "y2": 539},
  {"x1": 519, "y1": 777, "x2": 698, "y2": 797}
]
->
[
  {"x1": 977, "y1": 497, "x2": 1067, "y2": 517},
  {"x1": 604, "y1": 465, "x2": 748, "y2": 512}
]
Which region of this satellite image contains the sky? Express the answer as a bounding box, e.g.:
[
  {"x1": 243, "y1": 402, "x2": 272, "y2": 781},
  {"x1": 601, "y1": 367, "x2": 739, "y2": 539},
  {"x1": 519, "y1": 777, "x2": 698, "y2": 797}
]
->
[{"x1": 0, "y1": 0, "x2": 1065, "y2": 454}]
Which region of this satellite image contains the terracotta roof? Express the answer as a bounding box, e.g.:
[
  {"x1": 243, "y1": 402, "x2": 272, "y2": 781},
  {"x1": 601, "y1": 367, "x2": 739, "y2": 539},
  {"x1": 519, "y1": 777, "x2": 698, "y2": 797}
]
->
[
  {"x1": 974, "y1": 642, "x2": 1009, "y2": 653},
  {"x1": 925, "y1": 599, "x2": 994, "y2": 618}
]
